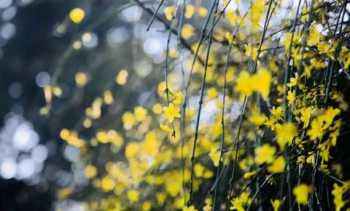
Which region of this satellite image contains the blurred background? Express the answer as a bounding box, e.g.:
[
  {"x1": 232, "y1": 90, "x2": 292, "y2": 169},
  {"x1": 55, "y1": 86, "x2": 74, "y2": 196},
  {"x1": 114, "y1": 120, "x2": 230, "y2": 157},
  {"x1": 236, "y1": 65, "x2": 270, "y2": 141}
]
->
[{"x1": 0, "y1": 0, "x2": 172, "y2": 210}]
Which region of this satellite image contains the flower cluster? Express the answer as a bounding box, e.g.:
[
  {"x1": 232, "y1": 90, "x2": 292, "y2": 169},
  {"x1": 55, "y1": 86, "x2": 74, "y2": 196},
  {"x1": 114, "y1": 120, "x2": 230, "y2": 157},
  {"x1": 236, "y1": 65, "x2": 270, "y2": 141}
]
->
[{"x1": 47, "y1": 0, "x2": 350, "y2": 210}]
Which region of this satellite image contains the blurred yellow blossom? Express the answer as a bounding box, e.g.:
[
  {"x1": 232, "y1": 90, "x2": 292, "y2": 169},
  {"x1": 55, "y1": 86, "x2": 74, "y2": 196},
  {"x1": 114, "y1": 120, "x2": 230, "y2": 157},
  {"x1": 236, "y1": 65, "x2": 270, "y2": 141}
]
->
[
  {"x1": 293, "y1": 184, "x2": 311, "y2": 205},
  {"x1": 69, "y1": 8, "x2": 85, "y2": 24},
  {"x1": 75, "y1": 72, "x2": 88, "y2": 87},
  {"x1": 255, "y1": 144, "x2": 276, "y2": 165}
]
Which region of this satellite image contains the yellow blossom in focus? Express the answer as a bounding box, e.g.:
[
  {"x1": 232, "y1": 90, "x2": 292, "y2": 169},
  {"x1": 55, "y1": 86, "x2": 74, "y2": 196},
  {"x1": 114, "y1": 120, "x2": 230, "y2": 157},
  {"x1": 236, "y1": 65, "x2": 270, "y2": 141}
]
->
[{"x1": 163, "y1": 103, "x2": 181, "y2": 122}]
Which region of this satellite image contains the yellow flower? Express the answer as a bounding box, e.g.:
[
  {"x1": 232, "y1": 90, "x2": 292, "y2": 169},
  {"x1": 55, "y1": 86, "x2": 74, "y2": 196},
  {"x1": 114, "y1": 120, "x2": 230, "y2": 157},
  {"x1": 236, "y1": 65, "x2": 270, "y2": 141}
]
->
[
  {"x1": 75, "y1": 72, "x2": 88, "y2": 87},
  {"x1": 236, "y1": 69, "x2": 271, "y2": 99},
  {"x1": 127, "y1": 190, "x2": 140, "y2": 203},
  {"x1": 271, "y1": 107, "x2": 283, "y2": 120},
  {"x1": 321, "y1": 107, "x2": 341, "y2": 129},
  {"x1": 125, "y1": 143, "x2": 139, "y2": 159},
  {"x1": 84, "y1": 165, "x2": 97, "y2": 178},
  {"x1": 207, "y1": 87, "x2": 218, "y2": 99},
  {"x1": 245, "y1": 44, "x2": 258, "y2": 60},
  {"x1": 248, "y1": 107, "x2": 267, "y2": 126},
  {"x1": 332, "y1": 183, "x2": 345, "y2": 211},
  {"x1": 293, "y1": 184, "x2": 311, "y2": 205},
  {"x1": 243, "y1": 171, "x2": 256, "y2": 180},
  {"x1": 276, "y1": 122, "x2": 297, "y2": 149},
  {"x1": 308, "y1": 118, "x2": 324, "y2": 140},
  {"x1": 230, "y1": 191, "x2": 251, "y2": 211},
  {"x1": 142, "y1": 202, "x2": 151, "y2": 211},
  {"x1": 69, "y1": 8, "x2": 85, "y2": 24},
  {"x1": 101, "y1": 176, "x2": 115, "y2": 192},
  {"x1": 250, "y1": 0, "x2": 264, "y2": 30},
  {"x1": 226, "y1": 10, "x2": 239, "y2": 25},
  {"x1": 308, "y1": 26, "x2": 322, "y2": 46},
  {"x1": 209, "y1": 148, "x2": 220, "y2": 167},
  {"x1": 230, "y1": 197, "x2": 244, "y2": 211},
  {"x1": 103, "y1": 90, "x2": 114, "y2": 105},
  {"x1": 271, "y1": 199, "x2": 282, "y2": 211},
  {"x1": 173, "y1": 92, "x2": 184, "y2": 105},
  {"x1": 268, "y1": 156, "x2": 286, "y2": 173},
  {"x1": 255, "y1": 144, "x2": 276, "y2": 165},
  {"x1": 308, "y1": 107, "x2": 340, "y2": 141},
  {"x1": 255, "y1": 69, "x2": 272, "y2": 99},
  {"x1": 182, "y1": 205, "x2": 197, "y2": 211},
  {"x1": 169, "y1": 48, "x2": 178, "y2": 58},
  {"x1": 197, "y1": 7, "x2": 208, "y2": 17},
  {"x1": 134, "y1": 106, "x2": 147, "y2": 122},
  {"x1": 143, "y1": 131, "x2": 160, "y2": 157},
  {"x1": 181, "y1": 24, "x2": 194, "y2": 39},
  {"x1": 163, "y1": 103, "x2": 181, "y2": 122},
  {"x1": 185, "y1": 5, "x2": 195, "y2": 19},
  {"x1": 152, "y1": 103, "x2": 163, "y2": 114},
  {"x1": 122, "y1": 112, "x2": 135, "y2": 130},
  {"x1": 115, "y1": 69, "x2": 128, "y2": 85},
  {"x1": 203, "y1": 198, "x2": 212, "y2": 211},
  {"x1": 164, "y1": 6, "x2": 175, "y2": 21},
  {"x1": 236, "y1": 71, "x2": 253, "y2": 96},
  {"x1": 300, "y1": 107, "x2": 313, "y2": 128},
  {"x1": 287, "y1": 90, "x2": 296, "y2": 104}
]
